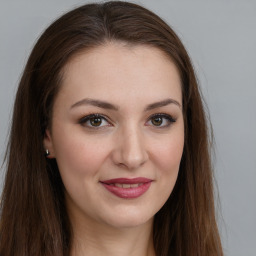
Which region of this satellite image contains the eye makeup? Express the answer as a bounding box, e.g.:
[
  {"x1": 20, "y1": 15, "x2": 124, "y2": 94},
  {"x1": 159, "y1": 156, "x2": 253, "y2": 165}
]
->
[
  {"x1": 78, "y1": 112, "x2": 176, "y2": 130},
  {"x1": 78, "y1": 113, "x2": 112, "y2": 129},
  {"x1": 146, "y1": 113, "x2": 176, "y2": 128}
]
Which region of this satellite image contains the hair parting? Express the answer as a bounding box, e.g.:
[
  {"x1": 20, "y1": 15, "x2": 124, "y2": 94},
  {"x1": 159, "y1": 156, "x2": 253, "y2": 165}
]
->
[{"x1": 0, "y1": 1, "x2": 223, "y2": 255}]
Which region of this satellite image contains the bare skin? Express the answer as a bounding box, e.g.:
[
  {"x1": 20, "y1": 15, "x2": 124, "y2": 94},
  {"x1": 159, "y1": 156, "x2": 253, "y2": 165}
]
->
[
  {"x1": 70, "y1": 209, "x2": 155, "y2": 256},
  {"x1": 44, "y1": 42, "x2": 184, "y2": 256}
]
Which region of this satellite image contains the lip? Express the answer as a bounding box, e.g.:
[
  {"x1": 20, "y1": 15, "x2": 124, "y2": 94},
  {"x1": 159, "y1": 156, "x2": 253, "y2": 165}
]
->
[{"x1": 100, "y1": 177, "x2": 152, "y2": 199}]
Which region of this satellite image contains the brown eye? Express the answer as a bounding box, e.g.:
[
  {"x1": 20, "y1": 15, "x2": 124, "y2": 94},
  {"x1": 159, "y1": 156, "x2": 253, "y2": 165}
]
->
[
  {"x1": 89, "y1": 117, "x2": 102, "y2": 126},
  {"x1": 151, "y1": 116, "x2": 163, "y2": 126},
  {"x1": 79, "y1": 114, "x2": 110, "y2": 128},
  {"x1": 146, "y1": 114, "x2": 176, "y2": 128}
]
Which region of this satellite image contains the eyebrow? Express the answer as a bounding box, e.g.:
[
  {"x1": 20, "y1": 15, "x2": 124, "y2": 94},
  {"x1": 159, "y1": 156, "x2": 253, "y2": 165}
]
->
[
  {"x1": 70, "y1": 98, "x2": 181, "y2": 111},
  {"x1": 144, "y1": 98, "x2": 181, "y2": 111},
  {"x1": 70, "y1": 98, "x2": 119, "y2": 111}
]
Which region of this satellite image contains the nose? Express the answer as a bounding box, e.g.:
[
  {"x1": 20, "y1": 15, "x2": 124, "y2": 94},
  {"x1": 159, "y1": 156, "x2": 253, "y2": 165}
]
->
[{"x1": 111, "y1": 126, "x2": 149, "y2": 170}]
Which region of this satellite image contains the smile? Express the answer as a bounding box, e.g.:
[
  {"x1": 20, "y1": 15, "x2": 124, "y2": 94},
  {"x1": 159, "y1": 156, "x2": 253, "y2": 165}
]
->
[
  {"x1": 100, "y1": 177, "x2": 152, "y2": 199},
  {"x1": 109, "y1": 183, "x2": 143, "y2": 188}
]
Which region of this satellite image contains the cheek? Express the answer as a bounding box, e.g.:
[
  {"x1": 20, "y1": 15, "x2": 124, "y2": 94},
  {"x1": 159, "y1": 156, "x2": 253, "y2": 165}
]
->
[
  {"x1": 151, "y1": 131, "x2": 184, "y2": 175},
  {"x1": 148, "y1": 129, "x2": 184, "y2": 211},
  {"x1": 52, "y1": 128, "x2": 110, "y2": 179}
]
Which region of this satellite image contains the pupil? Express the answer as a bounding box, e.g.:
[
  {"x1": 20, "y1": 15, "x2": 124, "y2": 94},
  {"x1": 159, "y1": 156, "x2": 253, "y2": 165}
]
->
[
  {"x1": 90, "y1": 117, "x2": 102, "y2": 126},
  {"x1": 152, "y1": 117, "x2": 162, "y2": 126}
]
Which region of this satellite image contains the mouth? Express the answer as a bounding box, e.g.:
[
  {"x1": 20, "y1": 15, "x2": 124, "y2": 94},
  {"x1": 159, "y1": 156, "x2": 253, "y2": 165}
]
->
[
  {"x1": 100, "y1": 177, "x2": 152, "y2": 199},
  {"x1": 106, "y1": 183, "x2": 143, "y2": 188}
]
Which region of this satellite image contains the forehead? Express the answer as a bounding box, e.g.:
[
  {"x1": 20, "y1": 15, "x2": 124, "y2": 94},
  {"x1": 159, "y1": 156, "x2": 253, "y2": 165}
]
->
[{"x1": 57, "y1": 42, "x2": 182, "y2": 109}]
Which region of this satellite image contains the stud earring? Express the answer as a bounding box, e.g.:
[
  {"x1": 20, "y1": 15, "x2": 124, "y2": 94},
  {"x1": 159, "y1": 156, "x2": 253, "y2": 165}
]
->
[{"x1": 45, "y1": 149, "x2": 50, "y2": 157}]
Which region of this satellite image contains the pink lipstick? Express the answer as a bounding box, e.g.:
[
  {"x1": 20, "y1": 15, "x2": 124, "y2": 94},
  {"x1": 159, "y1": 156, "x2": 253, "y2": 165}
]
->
[{"x1": 100, "y1": 177, "x2": 152, "y2": 199}]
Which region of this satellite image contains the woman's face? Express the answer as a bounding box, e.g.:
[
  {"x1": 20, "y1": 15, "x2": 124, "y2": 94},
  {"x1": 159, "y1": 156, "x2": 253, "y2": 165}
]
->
[{"x1": 44, "y1": 42, "x2": 184, "y2": 229}]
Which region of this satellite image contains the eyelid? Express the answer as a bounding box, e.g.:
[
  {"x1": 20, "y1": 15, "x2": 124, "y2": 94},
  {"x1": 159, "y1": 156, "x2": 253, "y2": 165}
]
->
[
  {"x1": 148, "y1": 113, "x2": 176, "y2": 121},
  {"x1": 146, "y1": 113, "x2": 176, "y2": 127},
  {"x1": 79, "y1": 113, "x2": 112, "y2": 128},
  {"x1": 78, "y1": 112, "x2": 176, "y2": 129}
]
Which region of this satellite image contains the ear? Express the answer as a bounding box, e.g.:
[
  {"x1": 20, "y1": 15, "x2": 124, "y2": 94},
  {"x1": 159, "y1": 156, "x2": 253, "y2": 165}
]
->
[{"x1": 43, "y1": 129, "x2": 56, "y2": 158}]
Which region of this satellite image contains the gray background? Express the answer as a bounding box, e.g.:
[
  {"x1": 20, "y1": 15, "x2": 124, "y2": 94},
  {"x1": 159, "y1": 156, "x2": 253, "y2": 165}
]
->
[{"x1": 0, "y1": 0, "x2": 255, "y2": 255}]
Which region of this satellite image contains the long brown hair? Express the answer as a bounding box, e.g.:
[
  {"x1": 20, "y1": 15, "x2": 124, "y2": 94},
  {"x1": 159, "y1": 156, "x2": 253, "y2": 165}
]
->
[{"x1": 0, "y1": 1, "x2": 223, "y2": 255}]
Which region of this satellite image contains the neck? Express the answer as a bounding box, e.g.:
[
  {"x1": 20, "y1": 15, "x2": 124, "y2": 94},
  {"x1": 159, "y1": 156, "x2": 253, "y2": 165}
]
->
[{"x1": 70, "y1": 212, "x2": 155, "y2": 256}]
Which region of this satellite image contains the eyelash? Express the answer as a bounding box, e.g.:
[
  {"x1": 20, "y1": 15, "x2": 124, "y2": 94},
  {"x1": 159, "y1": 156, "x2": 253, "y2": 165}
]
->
[
  {"x1": 78, "y1": 113, "x2": 176, "y2": 129},
  {"x1": 146, "y1": 113, "x2": 176, "y2": 128},
  {"x1": 79, "y1": 113, "x2": 111, "y2": 129}
]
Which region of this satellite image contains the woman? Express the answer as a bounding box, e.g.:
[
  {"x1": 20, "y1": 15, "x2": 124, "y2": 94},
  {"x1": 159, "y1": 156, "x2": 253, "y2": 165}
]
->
[{"x1": 0, "y1": 1, "x2": 223, "y2": 255}]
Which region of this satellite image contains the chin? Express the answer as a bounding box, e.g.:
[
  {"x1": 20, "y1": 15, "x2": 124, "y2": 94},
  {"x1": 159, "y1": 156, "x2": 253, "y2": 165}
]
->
[{"x1": 101, "y1": 208, "x2": 155, "y2": 229}]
